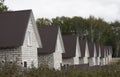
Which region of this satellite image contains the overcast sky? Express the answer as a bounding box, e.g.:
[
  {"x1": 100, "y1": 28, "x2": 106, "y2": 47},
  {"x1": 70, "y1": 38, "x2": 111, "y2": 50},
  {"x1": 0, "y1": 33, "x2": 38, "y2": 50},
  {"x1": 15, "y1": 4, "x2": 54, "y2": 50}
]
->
[{"x1": 5, "y1": 0, "x2": 120, "y2": 22}]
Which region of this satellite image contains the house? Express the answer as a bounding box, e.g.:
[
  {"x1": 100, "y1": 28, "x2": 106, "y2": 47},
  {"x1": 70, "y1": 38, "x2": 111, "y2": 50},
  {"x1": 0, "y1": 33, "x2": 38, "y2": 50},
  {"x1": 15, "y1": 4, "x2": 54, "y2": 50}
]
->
[
  {"x1": 37, "y1": 26, "x2": 65, "y2": 70},
  {"x1": 108, "y1": 46, "x2": 112, "y2": 62},
  {"x1": 95, "y1": 44, "x2": 101, "y2": 65},
  {"x1": 79, "y1": 40, "x2": 89, "y2": 64},
  {"x1": 88, "y1": 42, "x2": 97, "y2": 66},
  {"x1": 0, "y1": 10, "x2": 42, "y2": 68},
  {"x1": 62, "y1": 35, "x2": 80, "y2": 65},
  {"x1": 100, "y1": 46, "x2": 106, "y2": 65},
  {"x1": 105, "y1": 46, "x2": 109, "y2": 64}
]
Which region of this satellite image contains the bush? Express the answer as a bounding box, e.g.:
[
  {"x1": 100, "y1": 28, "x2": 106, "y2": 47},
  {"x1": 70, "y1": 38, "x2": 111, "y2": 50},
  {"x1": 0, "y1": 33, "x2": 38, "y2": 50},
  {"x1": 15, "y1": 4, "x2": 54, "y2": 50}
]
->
[{"x1": 0, "y1": 63, "x2": 120, "y2": 77}]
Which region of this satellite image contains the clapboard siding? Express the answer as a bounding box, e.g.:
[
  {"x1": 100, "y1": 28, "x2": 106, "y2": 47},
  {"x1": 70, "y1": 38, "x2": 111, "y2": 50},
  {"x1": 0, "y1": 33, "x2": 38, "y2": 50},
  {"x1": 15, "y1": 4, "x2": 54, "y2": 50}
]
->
[{"x1": 21, "y1": 16, "x2": 39, "y2": 68}]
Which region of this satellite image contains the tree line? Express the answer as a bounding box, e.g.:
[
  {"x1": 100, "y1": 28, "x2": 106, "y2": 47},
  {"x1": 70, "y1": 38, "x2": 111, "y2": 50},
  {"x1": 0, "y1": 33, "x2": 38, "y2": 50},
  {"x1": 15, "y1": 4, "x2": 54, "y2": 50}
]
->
[{"x1": 36, "y1": 16, "x2": 120, "y2": 57}]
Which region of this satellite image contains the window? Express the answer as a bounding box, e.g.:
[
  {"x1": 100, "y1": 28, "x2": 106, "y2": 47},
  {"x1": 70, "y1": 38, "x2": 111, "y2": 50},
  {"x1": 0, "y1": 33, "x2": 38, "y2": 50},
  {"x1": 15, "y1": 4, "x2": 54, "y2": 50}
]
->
[
  {"x1": 1, "y1": 60, "x2": 5, "y2": 63},
  {"x1": 24, "y1": 61, "x2": 27, "y2": 67},
  {"x1": 27, "y1": 31, "x2": 32, "y2": 46}
]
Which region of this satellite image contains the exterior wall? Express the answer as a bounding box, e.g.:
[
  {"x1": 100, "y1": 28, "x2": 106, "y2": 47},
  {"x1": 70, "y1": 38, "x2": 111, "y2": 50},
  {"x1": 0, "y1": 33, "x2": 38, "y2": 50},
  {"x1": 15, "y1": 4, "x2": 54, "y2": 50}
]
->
[
  {"x1": 62, "y1": 37, "x2": 80, "y2": 65},
  {"x1": 79, "y1": 57, "x2": 89, "y2": 64},
  {"x1": 63, "y1": 58, "x2": 74, "y2": 65},
  {"x1": 74, "y1": 57, "x2": 79, "y2": 65},
  {"x1": 96, "y1": 46, "x2": 101, "y2": 65},
  {"x1": 53, "y1": 28, "x2": 64, "y2": 70},
  {"x1": 53, "y1": 51, "x2": 62, "y2": 70},
  {"x1": 21, "y1": 16, "x2": 39, "y2": 68},
  {"x1": 83, "y1": 57, "x2": 89, "y2": 64},
  {"x1": 89, "y1": 44, "x2": 97, "y2": 66},
  {"x1": 85, "y1": 42, "x2": 89, "y2": 57},
  {"x1": 100, "y1": 58, "x2": 106, "y2": 65},
  {"x1": 79, "y1": 42, "x2": 89, "y2": 64},
  {"x1": 0, "y1": 47, "x2": 22, "y2": 66},
  {"x1": 106, "y1": 56, "x2": 109, "y2": 64},
  {"x1": 74, "y1": 37, "x2": 80, "y2": 64},
  {"x1": 89, "y1": 58, "x2": 96, "y2": 66},
  {"x1": 38, "y1": 54, "x2": 54, "y2": 69},
  {"x1": 84, "y1": 42, "x2": 89, "y2": 64},
  {"x1": 79, "y1": 58, "x2": 83, "y2": 64},
  {"x1": 38, "y1": 27, "x2": 64, "y2": 70},
  {"x1": 108, "y1": 54, "x2": 112, "y2": 62},
  {"x1": 96, "y1": 57, "x2": 100, "y2": 65}
]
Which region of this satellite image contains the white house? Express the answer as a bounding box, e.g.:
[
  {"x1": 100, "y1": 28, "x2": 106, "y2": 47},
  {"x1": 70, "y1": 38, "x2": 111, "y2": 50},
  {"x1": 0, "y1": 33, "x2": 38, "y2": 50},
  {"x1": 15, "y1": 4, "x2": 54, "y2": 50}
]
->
[
  {"x1": 0, "y1": 10, "x2": 42, "y2": 68},
  {"x1": 108, "y1": 46, "x2": 112, "y2": 62},
  {"x1": 79, "y1": 40, "x2": 89, "y2": 64},
  {"x1": 62, "y1": 35, "x2": 80, "y2": 65},
  {"x1": 100, "y1": 46, "x2": 107, "y2": 65},
  {"x1": 37, "y1": 26, "x2": 65, "y2": 70},
  {"x1": 105, "y1": 46, "x2": 109, "y2": 64},
  {"x1": 88, "y1": 42, "x2": 97, "y2": 66},
  {"x1": 95, "y1": 44, "x2": 101, "y2": 65}
]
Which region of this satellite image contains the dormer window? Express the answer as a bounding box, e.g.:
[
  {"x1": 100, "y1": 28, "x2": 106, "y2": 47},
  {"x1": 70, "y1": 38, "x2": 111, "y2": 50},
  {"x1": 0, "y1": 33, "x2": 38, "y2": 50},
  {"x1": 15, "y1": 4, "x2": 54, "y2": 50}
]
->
[{"x1": 27, "y1": 31, "x2": 32, "y2": 46}]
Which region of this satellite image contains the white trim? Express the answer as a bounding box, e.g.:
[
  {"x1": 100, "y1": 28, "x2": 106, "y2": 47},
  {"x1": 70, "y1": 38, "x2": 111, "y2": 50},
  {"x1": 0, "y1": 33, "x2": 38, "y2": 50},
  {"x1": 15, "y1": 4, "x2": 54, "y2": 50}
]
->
[{"x1": 30, "y1": 12, "x2": 42, "y2": 48}]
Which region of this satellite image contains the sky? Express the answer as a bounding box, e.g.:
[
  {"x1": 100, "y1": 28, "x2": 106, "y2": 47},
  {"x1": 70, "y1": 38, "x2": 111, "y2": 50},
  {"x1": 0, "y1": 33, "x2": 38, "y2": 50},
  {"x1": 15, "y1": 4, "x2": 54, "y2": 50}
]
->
[{"x1": 4, "y1": 0, "x2": 120, "y2": 22}]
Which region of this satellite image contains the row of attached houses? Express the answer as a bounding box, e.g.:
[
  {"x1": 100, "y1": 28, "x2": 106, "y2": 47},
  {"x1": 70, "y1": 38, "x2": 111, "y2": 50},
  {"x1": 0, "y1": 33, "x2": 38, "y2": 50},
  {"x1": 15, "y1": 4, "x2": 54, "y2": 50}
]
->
[{"x1": 0, "y1": 10, "x2": 112, "y2": 70}]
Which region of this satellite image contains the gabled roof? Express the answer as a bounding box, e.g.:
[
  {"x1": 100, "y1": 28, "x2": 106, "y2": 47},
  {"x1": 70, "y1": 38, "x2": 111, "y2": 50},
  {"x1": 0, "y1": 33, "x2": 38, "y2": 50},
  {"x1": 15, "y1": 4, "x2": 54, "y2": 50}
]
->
[
  {"x1": 108, "y1": 46, "x2": 112, "y2": 55},
  {"x1": 62, "y1": 35, "x2": 77, "y2": 59},
  {"x1": 79, "y1": 40, "x2": 87, "y2": 57},
  {"x1": 95, "y1": 44, "x2": 100, "y2": 57},
  {"x1": 37, "y1": 26, "x2": 59, "y2": 54},
  {"x1": 100, "y1": 45, "x2": 106, "y2": 57},
  {"x1": 88, "y1": 42, "x2": 94, "y2": 57},
  {"x1": 105, "y1": 46, "x2": 109, "y2": 56},
  {"x1": 0, "y1": 10, "x2": 31, "y2": 47}
]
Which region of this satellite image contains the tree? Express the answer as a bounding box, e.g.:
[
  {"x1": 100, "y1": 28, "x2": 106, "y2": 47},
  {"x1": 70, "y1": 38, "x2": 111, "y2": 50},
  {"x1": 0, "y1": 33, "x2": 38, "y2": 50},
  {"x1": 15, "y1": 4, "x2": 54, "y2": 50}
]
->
[
  {"x1": 110, "y1": 21, "x2": 120, "y2": 57},
  {"x1": 0, "y1": 0, "x2": 8, "y2": 12},
  {"x1": 36, "y1": 16, "x2": 119, "y2": 57},
  {"x1": 36, "y1": 18, "x2": 52, "y2": 27}
]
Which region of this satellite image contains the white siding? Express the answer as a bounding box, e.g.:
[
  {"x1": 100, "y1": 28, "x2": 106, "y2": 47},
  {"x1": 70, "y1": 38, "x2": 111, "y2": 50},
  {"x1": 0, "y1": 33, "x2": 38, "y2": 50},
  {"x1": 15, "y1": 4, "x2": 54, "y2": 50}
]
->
[
  {"x1": 84, "y1": 42, "x2": 89, "y2": 63},
  {"x1": 38, "y1": 28, "x2": 64, "y2": 70},
  {"x1": 0, "y1": 47, "x2": 22, "y2": 66},
  {"x1": 100, "y1": 58, "x2": 106, "y2": 65},
  {"x1": 89, "y1": 58, "x2": 96, "y2": 66},
  {"x1": 88, "y1": 44, "x2": 97, "y2": 66},
  {"x1": 21, "y1": 17, "x2": 39, "y2": 68},
  {"x1": 74, "y1": 37, "x2": 80, "y2": 64},
  {"x1": 96, "y1": 57, "x2": 100, "y2": 65},
  {"x1": 62, "y1": 37, "x2": 80, "y2": 65},
  {"x1": 63, "y1": 58, "x2": 74, "y2": 65},
  {"x1": 54, "y1": 28, "x2": 64, "y2": 70},
  {"x1": 96, "y1": 46, "x2": 101, "y2": 65}
]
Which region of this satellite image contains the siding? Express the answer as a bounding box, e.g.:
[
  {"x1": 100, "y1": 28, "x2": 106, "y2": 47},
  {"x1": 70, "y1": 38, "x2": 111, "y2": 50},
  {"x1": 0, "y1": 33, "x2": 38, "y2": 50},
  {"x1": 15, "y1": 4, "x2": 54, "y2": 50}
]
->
[
  {"x1": 89, "y1": 58, "x2": 96, "y2": 66},
  {"x1": 0, "y1": 47, "x2": 22, "y2": 66},
  {"x1": 100, "y1": 58, "x2": 106, "y2": 65},
  {"x1": 38, "y1": 28, "x2": 64, "y2": 70},
  {"x1": 21, "y1": 16, "x2": 39, "y2": 68},
  {"x1": 63, "y1": 58, "x2": 74, "y2": 65},
  {"x1": 54, "y1": 28, "x2": 64, "y2": 70},
  {"x1": 84, "y1": 42, "x2": 89, "y2": 64}
]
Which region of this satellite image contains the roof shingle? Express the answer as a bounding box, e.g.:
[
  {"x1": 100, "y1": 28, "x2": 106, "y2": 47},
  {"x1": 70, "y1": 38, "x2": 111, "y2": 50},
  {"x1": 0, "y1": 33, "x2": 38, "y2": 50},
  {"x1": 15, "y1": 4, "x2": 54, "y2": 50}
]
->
[
  {"x1": 0, "y1": 10, "x2": 31, "y2": 47},
  {"x1": 37, "y1": 26, "x2": 59, "y2": 54},
  {"x1": 62, "y1": 35, "x2": 77, "y2": 58}
]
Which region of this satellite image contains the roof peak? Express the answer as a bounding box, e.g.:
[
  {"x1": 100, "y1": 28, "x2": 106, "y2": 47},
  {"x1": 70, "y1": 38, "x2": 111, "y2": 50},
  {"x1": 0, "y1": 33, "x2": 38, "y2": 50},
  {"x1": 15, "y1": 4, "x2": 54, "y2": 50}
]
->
[{"x1": 0, "y1": 9, "x2": 32, "y2": 14}]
